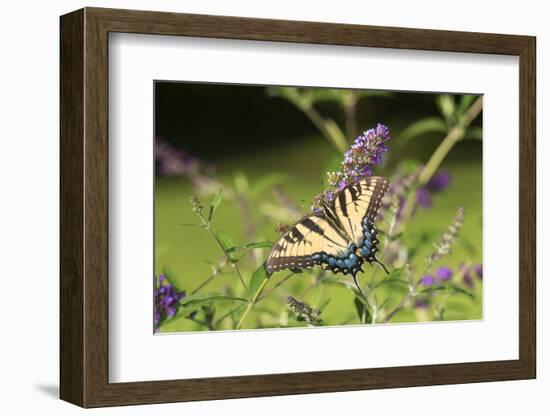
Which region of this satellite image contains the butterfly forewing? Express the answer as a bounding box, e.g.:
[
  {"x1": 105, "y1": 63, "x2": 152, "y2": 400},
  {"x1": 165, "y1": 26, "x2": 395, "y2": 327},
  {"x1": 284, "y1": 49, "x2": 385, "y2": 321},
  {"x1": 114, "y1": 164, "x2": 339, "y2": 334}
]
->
[{"x1": 266, "y1": 215, "x2": 348, "y2": 274}]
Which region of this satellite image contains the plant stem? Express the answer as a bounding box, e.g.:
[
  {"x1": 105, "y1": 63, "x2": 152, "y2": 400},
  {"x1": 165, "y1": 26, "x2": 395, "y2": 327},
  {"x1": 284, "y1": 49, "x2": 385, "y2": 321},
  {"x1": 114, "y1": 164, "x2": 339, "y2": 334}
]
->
[
  {"x1": 283, "y1": 89, "x2": 348, "y2": 152},
  {"x1": 207, "y1": 227, "x2": 250, "y2": 300},
  {"x1": 236, "y1": 277, "x2": 269, "y2": 330},
  {"x1": 190, "y1": 260, "x2": 226, "y2": 295},
  {"x1": 399, "y1": 97, "x2": 483, "y2": 225},
  {"x1": 383, "y1": 293, "x2": 412, "y2": 323},
  {"x1": 257, "y1": 273, "x2": 294, "y2": 302}
]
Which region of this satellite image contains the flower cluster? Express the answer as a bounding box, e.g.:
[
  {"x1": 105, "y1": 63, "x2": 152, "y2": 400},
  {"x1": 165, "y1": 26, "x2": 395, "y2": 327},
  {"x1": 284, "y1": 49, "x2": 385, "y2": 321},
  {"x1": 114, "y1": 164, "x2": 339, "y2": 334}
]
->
[
  {"x1": 460, "y1": 263, "x2": 483, "y2": 288},
  {"x1": 379, "y1": 165, "x2": 422, "y2": 221},
  {"x1": 312, "y1": 123, "x2": 390, "y2": 211},
  {"x1": 421, "y1": 266, "x2": 454, "y2": 286},
  {"x1": 154, "y1": 274, "x2": 186, "y2": 332},
  {"x1": 416, "y1": 170, "x2": 452, "y2": 209},
  {"x1": 155, "y1": 137, "x2": 202, "y2": 177},
  {"x1": 287, "y1": 296, "x2": 321, "y2": 325},
  {"x1": 427, "y1": 207, "x2": 465, "y2": 266}
]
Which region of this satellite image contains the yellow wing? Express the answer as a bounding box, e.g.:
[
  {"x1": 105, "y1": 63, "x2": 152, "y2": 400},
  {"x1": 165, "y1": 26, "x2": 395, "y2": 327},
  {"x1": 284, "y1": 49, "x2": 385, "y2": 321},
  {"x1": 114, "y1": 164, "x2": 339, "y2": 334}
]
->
[
  {"x1": 265, "y1": 215, "x2": 351, "y2": 274},
  {"x1": 331, "y1": 176, "x2": 389, "y2": 246}
]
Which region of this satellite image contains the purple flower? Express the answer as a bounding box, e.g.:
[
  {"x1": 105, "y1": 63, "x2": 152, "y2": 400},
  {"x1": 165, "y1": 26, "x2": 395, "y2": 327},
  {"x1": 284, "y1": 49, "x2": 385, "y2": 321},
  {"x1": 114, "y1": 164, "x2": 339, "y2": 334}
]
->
[
  {"x1": 414, "y1": 297, "x2": 430, "y2": 309},
  {"x1": 421, "y1": 275, "x2": 436, "y2": 286},
  {"x1": 312, "y1": 123, "x2": 391, "y2": 211},
  {"x1": 460, "y1": 263, "x2": 474, "y2": 288},
  {"x1": 154, "y1": 274, "x2": 186, "y2": 332},
  {"x1": 427, "y1": 171, "x2": 451, "y2": 192},
  {"x1": 473, "y1": 264, "x2": 483, "y2": 280},
  {"x1": 416, "y1": 170, "x2": 452, "y2": 210},
  {"x1": 435, "y1": 266, "x2": 453, "y2": 282},
  {"x1": 416, "y1": 188, "x2": 432, "y2": 208}
]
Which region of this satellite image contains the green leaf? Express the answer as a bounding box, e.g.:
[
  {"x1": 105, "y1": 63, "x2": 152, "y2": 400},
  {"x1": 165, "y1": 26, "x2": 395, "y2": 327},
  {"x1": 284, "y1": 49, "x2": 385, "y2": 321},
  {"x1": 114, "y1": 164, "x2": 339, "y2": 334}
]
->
[
  {"x1": 317, "y1": 298, "x2": 332, "y2": 313},
  {"x1": 464, "y1": 126, "x2": 483, "y2": 140},
  {"x1": 175, "y1": 294, "x2": 248, "y2": 319},
  {"x1": 354, "y1": 296, "x2": 371, "y2": 323},
  {"x1": 436, "y1": 94, "x2": 456, "y2": 122},
  {"x1": 215, "y1": 231, "x2": 234, "y2": 251},
  {"x1": 449, "y1": 285, "x2": 475, "y2": 299},
  {"x1": 397, "y1": 117, "x2": 448, "y2": 144},
  {"x1": 160, "y1": 265, "x2": 184, "y2": 292},
  {"x1": 208, "y1": 189, "x2": 223, "y2": 222},
  {"x1": 215, "y1": 231, "x2": 238, "y2": 261},
  {"x1": 178, "y1": 223, "x2": 204, "y2": 228},
  {"x1": 180, "y1": 293, "x2": 247, "y2": 308},
  {"x1": 249, "y1": 263, "x2": 269, "y2": 297},
  {"x1": 242, "y1": 241, "x2": 273, "y2": 249}
]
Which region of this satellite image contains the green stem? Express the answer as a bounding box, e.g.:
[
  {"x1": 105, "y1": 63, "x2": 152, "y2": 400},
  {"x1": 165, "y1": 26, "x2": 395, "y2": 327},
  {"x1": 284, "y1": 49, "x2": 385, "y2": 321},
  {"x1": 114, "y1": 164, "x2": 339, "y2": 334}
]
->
[
  {"x1": 284, "y1": 89, "x2": 348, "y2": 152},
  {"x1": 206, "y1": 226, "x2": 250, "y2": 300},
  {"x1": 190, "y1": 260, "x2": 226, "y2": 295},
  {"x1": 257, "y1": 273, "x2": 294, "y2": 302},
  {"x1": 236, "y1": 278, "x2": 269, "y2": 330},
  {"x1": 399, "y1": 97, "x2": 483, "y2": 226}
]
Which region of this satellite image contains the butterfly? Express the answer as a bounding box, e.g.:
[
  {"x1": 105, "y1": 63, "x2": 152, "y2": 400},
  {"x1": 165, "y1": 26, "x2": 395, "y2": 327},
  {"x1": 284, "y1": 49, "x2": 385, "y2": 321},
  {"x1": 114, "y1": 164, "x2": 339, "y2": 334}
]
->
[{"x1": 265, "y1": 176, "x2": 389, "y2": 287}]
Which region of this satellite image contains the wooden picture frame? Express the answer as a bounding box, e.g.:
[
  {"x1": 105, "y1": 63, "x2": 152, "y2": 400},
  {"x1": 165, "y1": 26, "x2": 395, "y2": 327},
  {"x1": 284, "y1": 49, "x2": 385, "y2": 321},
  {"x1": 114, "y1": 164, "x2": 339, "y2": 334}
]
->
[{"x1": 60, "y1": 7, "x2": 536, "y2": 408}]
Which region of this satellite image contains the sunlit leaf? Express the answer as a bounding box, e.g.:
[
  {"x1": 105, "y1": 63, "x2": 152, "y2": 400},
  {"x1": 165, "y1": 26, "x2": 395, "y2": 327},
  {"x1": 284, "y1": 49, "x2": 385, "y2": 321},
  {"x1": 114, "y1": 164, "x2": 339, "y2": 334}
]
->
[
  {"x1": 354, "y1": 296, "x2": 371, "y2": 323},
  {"x1": 436, "y1": 94, "x2": 456, "y2": 122},
  {"x1": 317, "y1": 298, "x2": 332, "y2": 313},
  {"x1": 160, "y1": 264, "x2": 183, "y2": 291},
  {"x1": 178, "y1": 223, "x2": 204, "y2": 228},
  {"x1": 249, "y1": 263, "x2": 269, "y2": 297},
  {"x1": 215, "y1": 231, "x2": 237, "y2": 261},
  {"x1": 397, "y1": 117, "x2": 447, "y2": 144},
  {"x1": 242, "y1": 241, "x2": 274, "y2": 249},
  {"x1": 176, "y1": 294, "x2": 248, "y2": 319},
  {"x1": 208, "y1": 189, "x2": 223, "y2": 222}
]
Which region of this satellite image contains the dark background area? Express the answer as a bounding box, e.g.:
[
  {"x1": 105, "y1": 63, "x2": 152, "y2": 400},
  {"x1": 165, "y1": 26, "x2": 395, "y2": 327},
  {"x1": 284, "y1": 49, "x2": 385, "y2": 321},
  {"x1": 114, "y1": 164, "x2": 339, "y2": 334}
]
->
[{"x1": 154, "y1": 81, "x2": 482, "y2": 163}]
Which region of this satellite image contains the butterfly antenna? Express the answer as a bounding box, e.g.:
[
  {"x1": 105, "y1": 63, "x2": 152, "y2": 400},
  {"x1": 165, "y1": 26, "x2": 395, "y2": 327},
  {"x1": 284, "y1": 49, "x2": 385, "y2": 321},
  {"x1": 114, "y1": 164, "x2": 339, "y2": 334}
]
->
[{"x1": 373, "y1": 258, "x2": 390, "y2": 275}]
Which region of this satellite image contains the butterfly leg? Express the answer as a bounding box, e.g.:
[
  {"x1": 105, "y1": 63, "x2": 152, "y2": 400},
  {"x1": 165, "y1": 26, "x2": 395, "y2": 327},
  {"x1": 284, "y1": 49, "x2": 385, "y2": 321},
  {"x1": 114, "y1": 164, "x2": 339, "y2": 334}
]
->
[{"x1": 373, "y1": 258, "x2": 390, "y2": 275}]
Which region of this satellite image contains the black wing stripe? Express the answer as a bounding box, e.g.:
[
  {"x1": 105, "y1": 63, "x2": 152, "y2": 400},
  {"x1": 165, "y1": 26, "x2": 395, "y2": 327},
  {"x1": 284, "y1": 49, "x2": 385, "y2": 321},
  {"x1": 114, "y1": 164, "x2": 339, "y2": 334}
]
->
[
  {"x1": 291, "y1": 226, "x2": 304, "y2": 240},
  {"x1": 348, "y1": 185, "x2": 358, "y2": 201},
  {"x1": 338, "y1": 191, "x2": 348, "y2": 217},
  {"x1": 301, "y1": 217, "x2": 324, "y2": 235}
]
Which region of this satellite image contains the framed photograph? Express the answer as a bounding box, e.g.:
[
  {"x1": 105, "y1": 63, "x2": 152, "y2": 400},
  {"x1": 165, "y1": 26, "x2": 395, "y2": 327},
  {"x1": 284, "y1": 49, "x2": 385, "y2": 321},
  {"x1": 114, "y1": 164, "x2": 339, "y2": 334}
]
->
[{"x1": 60, "y1": 7, "x2": 536, "y2": 407}]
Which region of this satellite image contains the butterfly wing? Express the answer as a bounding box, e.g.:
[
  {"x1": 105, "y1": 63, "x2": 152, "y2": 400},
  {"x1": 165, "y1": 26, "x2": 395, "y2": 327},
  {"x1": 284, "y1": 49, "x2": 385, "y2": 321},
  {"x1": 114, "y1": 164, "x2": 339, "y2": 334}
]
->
[
  {"x1": 266, "y1": 214, "x2": 363, "y2": 276},
  {"x1": 331, "y1": 176, "x2": 389, "y2": 263}
]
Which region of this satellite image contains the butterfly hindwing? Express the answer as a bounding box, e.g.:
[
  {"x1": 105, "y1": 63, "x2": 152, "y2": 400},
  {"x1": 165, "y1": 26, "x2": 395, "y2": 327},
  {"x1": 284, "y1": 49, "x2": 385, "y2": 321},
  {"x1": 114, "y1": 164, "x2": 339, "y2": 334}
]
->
[{"x1": 332, "y1": 176, "x2": 389, "y2": 264}]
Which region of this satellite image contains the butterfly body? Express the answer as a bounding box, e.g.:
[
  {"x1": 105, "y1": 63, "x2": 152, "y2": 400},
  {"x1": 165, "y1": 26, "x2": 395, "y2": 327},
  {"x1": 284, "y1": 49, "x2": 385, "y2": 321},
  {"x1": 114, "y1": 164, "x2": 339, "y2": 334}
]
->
[{"x1": 266, "y1": 176, "x2": 389, "y2": 278}]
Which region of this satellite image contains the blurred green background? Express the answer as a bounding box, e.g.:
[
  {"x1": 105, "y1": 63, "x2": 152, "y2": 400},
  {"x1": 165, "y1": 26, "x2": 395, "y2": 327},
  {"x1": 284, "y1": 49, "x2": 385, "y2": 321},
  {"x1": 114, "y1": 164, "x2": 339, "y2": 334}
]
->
[{"x1": 154, "y1": 82, "x2": 483, "y2": 332}]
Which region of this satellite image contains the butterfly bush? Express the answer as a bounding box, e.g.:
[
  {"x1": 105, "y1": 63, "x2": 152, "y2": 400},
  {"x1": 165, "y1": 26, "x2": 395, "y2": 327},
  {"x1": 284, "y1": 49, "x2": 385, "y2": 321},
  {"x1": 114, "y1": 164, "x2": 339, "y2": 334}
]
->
[
  {"x1": 312, "y1": 123, "x2": 390, "y2": 212},
  {"x1": 155, "y1": 91, "x2": 484, "y2": 331},
  {"x1": 154, "y1": 274, "x2": 186, "y2": 332}
]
